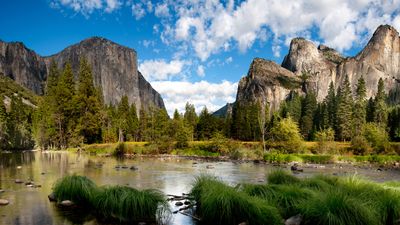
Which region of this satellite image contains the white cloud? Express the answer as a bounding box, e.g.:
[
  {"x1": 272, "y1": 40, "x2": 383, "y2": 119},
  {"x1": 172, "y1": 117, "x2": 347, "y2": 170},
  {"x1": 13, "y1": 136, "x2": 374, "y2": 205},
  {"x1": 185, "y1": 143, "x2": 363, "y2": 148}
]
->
[
  {"x1": 51, "y1": 0, "x2": 121, "y2": 16},
  {"x1": 105, "y1": 0, "x2": 121, "y2": 13},
  {"x1": 132, "y1": 3, "x2": 146, "y2": 20},
  {"x1": 196, "y1": 65, "x2": 205, "y2": 77},
  {"x1": 225, "y1": 57, "x2": 233, "y2": 64},
  {"x1": 139, "y1": 59, "x2": 187, "y2": 81},
  {"x1": 151, "y1": 80, "x2": 238, "y2": 115},
  {"x1": 153, "y1": 0, "x2": 400, "y2": 60},
  {"x1": 155, "y1": 3, "x2": 170, "y2": 18}
]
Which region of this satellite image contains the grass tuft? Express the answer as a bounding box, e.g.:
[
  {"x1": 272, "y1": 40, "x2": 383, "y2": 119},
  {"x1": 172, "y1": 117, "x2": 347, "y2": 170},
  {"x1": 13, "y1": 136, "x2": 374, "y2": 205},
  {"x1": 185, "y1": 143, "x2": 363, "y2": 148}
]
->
[
  {"x1": 53, "y1": 175, "x2": 98, "y2": 206},
  {"x1": 267, "y1": 170, "x2": 300, "y2": 185}
]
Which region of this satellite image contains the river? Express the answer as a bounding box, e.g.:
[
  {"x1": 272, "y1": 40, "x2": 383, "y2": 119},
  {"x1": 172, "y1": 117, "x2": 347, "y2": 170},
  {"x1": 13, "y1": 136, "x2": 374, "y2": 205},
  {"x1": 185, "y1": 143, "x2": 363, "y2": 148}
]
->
[{"x1": 0, "y1": 151, "x2": 399, "y2": 225}]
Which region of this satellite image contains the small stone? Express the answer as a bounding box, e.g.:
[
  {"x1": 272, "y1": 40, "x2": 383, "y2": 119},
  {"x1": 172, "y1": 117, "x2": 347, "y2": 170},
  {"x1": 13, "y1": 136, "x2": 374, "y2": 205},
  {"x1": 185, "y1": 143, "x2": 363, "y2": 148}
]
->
[
  {"x1": 175, "y1": 202, "x2": 184, "y2": 206},
  {"x1": 130, "y1": 166, "x2": 138, "y2": 170},
  {"x1": 0, "y1": 199, "x2": 9, "y2": 205},
  {"x1": 34, "y1": 185, "x2": 42, "y2": 188},
  {"x1": 25, "y1": 181, "x2": 34, "y2": 185},
  {"x1": 48, "y1": 193, "x2": 57, "y2": 202},
  {"x1": 206, "y1": 165, "x2": 214, "y2": 169},
  {"x1": 26, "y1": 184, "x2": 34, "y2": 188},
  {"x1": 59, "y1": 200, "x2": 74, "y2": 207},
  {"x1": 15, "y1": 179, "x2": 23, "y2": 184},
  {"x1": 121, "y1": 165, "x2": 128, "y2": 169},
  {"x1": 0, "y1": 190, "x2": 4, "y2": 193},
  {"x1": 41, "y1": 172, "x2": 46, "y2": 175},
  {"x1": 184, "y1": 200, "x2": 191, "y2": 205},
  {"x1": 16, "y1": 166, "x2": 22, "y2": 169},
  {"x1": 285, "y1": 214, "x2": 302, "y2": 225}
]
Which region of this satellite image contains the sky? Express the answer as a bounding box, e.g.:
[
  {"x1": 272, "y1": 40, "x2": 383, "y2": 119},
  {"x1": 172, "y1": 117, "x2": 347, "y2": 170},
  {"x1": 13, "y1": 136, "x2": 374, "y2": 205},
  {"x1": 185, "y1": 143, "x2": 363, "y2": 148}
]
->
[{"x1": 1, "y1": 0, "x2": 400, "y2": 115}]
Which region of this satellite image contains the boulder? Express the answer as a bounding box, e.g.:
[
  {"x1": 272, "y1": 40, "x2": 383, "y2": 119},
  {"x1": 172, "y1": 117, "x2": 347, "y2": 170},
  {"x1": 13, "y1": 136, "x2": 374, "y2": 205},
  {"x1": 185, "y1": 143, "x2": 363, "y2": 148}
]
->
[{"x1": 0, "y1": 199, "x2": 9, "y2": 205}]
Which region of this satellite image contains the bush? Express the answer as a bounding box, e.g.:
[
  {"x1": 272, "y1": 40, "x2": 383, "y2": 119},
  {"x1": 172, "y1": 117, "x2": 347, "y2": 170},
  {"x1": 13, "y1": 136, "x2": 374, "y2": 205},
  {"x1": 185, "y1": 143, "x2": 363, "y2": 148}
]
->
[
  {"x1": 363, "y1": 123, "x2": 391, "y2": 153},
  {"x1": 314, "y1": 128, "x2": 338, "y2": 154},
  {"x1": 113, "y1": 142, "x2": 127, "y2": 157},
  {"x1": 269, "y1": 117, "x2": 305, "y2": 153},
  {"x1": 351, "y1": 135, "x2": 371, "y2": 155}
]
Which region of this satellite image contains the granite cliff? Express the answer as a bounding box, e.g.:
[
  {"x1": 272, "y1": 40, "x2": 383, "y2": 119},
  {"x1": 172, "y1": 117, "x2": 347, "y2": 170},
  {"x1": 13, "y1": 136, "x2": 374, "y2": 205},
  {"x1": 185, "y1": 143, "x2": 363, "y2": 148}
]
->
[
  {"x1": 0, "y1": 37, "x2": 165, "y2": 111},
  {"x1": 235, "y1": 24, "x2": 400, "y2": 114}
]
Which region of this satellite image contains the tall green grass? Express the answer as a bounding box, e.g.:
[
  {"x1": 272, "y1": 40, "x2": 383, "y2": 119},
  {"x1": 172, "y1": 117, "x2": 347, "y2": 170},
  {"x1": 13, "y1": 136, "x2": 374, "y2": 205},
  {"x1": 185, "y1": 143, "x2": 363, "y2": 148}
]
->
[
  {"x1": 93, "y1": 185, "x2": 170, "y2": 223},
  {"x1": 267, "y1": 170, "x2": 300, "y2": 185},
  {"x1": 52, "y1": 176, "x2": 170, "y2": 224},
  {"x1": 190, "y1": 175, "x2": 282, "y2": 225},
  {"x1": 53, "y1": 175, "x2": 98, "y2": 206}
]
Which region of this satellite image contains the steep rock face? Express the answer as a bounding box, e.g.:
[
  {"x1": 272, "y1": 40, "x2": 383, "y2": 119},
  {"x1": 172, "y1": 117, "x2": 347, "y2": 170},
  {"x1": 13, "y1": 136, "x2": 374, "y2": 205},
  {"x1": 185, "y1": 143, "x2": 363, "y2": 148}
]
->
[
  {"x1": 0, "y1": 41, "x2": 46, "y2": 94},
  {"x1": 236, "y1": 58, "x2": 301, "y2": 113},
  {"x1": 0, "y1": 37, "x2": 165, "y2": 111},
  {"x1": 282, "y1": 24, "x2": 400, "y2": 101},
  {"x1": 235, "y1": 24, "x2": 400, "y2": 115}
]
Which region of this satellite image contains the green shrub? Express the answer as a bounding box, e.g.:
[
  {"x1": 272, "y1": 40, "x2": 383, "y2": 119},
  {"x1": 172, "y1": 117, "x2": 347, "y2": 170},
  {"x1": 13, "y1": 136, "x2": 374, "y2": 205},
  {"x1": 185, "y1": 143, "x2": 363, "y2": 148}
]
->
[
  {"x1": 269, "y1": 117, "x2": 305, "y2": 153},
  {"x1": 113, "y1": 142, "x2": 127, "y2": 157},
  {"x1": 314, "y1": 128, "x2": 338, "y2": 154},
  {"x1": 363, "y1": 123, "x2": 391, "y2": 153},
  {"x1": 351, "y1": 135, "x2": 371, "y2": 155},
  {"x1": 53, "y1": 175, "x2": 98, "y2": 206}
]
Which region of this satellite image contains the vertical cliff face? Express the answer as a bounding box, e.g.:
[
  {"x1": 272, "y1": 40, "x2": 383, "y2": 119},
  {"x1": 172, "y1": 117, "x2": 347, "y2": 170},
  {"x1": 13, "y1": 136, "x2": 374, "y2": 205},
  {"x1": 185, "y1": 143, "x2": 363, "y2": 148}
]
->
[
  {"x1": 0, "y1": 37, "x2": 165, "y2": 111},
  {"x1": 236, "y1": 58, "x2": 301, "y2": 113},
  {"x1": 0, "y1": 41, "x2": 46, "y2": 94},
  {"x1": 235, "y1": 24, "x2": 400, "y2": 114}
]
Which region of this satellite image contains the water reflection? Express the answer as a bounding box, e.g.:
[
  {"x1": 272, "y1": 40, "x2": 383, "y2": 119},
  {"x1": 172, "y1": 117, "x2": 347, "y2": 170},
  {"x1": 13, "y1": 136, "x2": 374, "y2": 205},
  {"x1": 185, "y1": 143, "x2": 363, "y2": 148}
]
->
[{"x1": 0, "y1": 151, "x2": 399, "y2": 225}]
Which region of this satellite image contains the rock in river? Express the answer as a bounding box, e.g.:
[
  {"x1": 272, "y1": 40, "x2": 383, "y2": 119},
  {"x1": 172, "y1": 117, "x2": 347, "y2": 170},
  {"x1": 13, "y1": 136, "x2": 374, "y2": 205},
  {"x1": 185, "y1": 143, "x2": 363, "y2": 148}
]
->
[
  {"x1": 59, "y1": 200, "x2": 74, "y2": 207},
  {"x1": 0, "y1": 199, "x2": 9, "y2": 205}
]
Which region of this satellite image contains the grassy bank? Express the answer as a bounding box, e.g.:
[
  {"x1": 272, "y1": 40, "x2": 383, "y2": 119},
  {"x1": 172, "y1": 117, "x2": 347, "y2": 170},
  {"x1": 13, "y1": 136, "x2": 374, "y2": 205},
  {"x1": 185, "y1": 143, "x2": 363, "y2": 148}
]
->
[
  {"x1": 74, "y1": 141, "x2": 400, "y2": 166},
  {"x1": 190, "y1": 172, "x2": 400, "y2": 225}
]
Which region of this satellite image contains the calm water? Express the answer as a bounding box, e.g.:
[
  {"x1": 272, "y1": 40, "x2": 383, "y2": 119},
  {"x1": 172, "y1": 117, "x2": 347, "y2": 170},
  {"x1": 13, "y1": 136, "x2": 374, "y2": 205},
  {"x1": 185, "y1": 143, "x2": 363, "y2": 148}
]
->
[{"x1": 0, "y1": 151, "x2": 399, "y2": 225}]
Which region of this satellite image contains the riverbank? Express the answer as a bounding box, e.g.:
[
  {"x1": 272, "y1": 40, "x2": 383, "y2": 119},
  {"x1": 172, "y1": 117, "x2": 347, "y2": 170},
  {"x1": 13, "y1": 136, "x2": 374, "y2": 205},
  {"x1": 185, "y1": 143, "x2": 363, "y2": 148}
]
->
[{"x1": 66, "y1": 141, "x2": 400, "y2": 167}]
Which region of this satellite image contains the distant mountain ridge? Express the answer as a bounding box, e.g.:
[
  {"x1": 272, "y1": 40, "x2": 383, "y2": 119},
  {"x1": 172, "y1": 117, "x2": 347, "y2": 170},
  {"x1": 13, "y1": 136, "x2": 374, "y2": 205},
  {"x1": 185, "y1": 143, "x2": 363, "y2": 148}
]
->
[{"x1": 0, "y1": 37, "x2": 165, "y2": 111}]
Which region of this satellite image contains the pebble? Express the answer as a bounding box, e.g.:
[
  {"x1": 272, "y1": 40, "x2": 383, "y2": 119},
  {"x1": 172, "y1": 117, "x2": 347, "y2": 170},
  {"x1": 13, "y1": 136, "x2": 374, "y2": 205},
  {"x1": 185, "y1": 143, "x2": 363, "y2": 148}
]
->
[
  {"x1": 175, "y1": 202, "x2": 184, "y2": 206},
  {"x1": 15, "y1": 179, "x2": 23, "y2": 184},
  {"x1": 0, "y1": 199, "x2": 9, "y2": 205},
  {"x1": 16, "y1": 166, "x2": 22, "y2": 169},
  {"x1": 48, "y1": 193, "x2": 57, "y2": 202},
  {"x1": 59, "y1": 200, "x2": 74, "y2": 207},
  {"x1": 0, "y1": 190, "x2": 4, "y2": 193}
]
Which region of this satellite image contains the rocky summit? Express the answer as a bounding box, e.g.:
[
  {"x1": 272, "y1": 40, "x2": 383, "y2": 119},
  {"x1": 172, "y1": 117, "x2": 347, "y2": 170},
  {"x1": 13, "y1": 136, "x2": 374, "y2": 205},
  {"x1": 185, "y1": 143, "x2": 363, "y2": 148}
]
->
[
  {"x1": 236, "y1": 24, "x2": 400, "y2": 113},
  {"x1": 0, "y1": 37, "x2": 165, "y2": 111}
]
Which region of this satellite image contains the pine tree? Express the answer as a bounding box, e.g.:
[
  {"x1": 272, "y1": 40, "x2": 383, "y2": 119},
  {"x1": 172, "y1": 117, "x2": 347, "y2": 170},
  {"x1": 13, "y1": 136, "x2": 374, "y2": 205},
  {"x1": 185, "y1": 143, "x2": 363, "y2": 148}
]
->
[
  {"x1": 116, "y1": 95, "x2": 130, "y2": 142},
  {"x1": 127, "y1": 103, "x2": 139, "y2": 141},
  {"x1": 374, "y1": 78, "x2": 388, "y2": 127},
  {"x1": 300, "y1": 91, "x2": 317, "y2": 140},
  {"x1": 183, "y1": 102, "x2": 197, "y2": 141},
  {"x1": 74, "y1": 58, "x2": 102, "y2": 144},
  {"x1": 325, "y1": 82, "x2": 336, "y2": 129},
  {"x1": 336, "y1": 76, "x2": 353, "y2": 141},
  {"x1": 353, "y1": 76, "x2": 367, "y2": 137}
]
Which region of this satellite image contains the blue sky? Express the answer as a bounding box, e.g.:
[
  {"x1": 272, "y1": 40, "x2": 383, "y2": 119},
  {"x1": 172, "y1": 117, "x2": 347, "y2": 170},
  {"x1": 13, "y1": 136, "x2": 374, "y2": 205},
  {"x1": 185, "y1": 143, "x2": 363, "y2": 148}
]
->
[{"x1": 1, "y1": 0, "x2": 400, "y2": 115}]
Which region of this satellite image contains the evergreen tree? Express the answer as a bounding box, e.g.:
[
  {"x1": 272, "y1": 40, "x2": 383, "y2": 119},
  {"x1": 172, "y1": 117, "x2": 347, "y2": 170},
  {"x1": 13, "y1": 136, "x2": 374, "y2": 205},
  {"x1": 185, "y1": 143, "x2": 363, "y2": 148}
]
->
[
  {"x1": 74, "y1": 58, "x2": 103, "y2": 144},
  {"x1": 336, "y1": 76, "x2": 353, "y2": 141},
  {"x1": 374, "y1": 78, "x2": 388, "y2": 127},
  {"x1": 300, "y1": 91, "x2": 317, "y2": 140},
  {"x1": 353, "y1": 76, "x2": 367, "y2": 136},
  {"x1": 53, "y1": 62, "x2": 75, "y2": 148},
  {"x1": 183, "y1": 102, "x2": 197, "y2": 141},
  {"x1": 325, "y1": 82, "x2": 336, "y2": 129},
  {"x1": 127, "y1": 103, "x2": 139, "y2": 141},
  {"x1": 116, "y1": 95, "x2": 130, "y2": 142}
]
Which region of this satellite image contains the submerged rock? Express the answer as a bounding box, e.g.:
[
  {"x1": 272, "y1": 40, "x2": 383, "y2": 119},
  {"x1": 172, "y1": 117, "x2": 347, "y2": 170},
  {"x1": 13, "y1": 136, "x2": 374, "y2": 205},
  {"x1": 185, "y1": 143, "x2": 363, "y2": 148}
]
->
[{"x1": 0, "y1": 199, "x2": 9, "y2": 205}]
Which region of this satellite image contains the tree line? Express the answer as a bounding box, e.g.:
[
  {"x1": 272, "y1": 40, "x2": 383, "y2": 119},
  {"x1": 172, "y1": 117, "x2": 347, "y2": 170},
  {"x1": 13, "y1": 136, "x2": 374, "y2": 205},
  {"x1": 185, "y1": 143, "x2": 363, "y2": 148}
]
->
[{"x1": 1, "y1": 60, "x2": 400, "y2": 152}]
